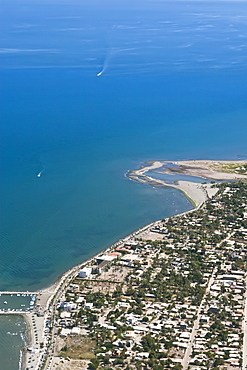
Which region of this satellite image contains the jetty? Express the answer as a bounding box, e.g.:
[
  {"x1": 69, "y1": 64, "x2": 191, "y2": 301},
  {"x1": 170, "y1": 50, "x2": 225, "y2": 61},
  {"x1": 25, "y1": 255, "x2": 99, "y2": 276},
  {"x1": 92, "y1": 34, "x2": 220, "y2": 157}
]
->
[{"x1": 0, "y1": 291, "x2": 38, "y2": 295}]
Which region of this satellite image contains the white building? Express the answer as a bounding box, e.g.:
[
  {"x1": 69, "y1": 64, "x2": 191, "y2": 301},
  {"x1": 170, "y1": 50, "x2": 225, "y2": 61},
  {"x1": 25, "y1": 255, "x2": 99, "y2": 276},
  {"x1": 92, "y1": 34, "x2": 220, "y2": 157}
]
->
[
  {"x1": 60, "y1": 328, "x2": 71, "y2": 337},
  {"x1": 78, "y1": 267, "x2": 92, "y2": 278},
  {"x1": 84, "y1": 302, "x2": 94, "y2": 309},
  {"x1": 71, "y1": 327, "x2": 80, "y2": 335},
  {"x1": 60, "y1": 302, "x2": 77, "y2": 311}
]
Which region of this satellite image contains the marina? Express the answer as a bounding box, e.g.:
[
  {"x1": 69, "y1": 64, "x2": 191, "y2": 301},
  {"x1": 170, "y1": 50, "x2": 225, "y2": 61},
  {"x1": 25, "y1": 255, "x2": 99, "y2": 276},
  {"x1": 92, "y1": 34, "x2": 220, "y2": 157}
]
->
[{"x1": 0, "y1": 293, "x2": 36, "y2": 313}]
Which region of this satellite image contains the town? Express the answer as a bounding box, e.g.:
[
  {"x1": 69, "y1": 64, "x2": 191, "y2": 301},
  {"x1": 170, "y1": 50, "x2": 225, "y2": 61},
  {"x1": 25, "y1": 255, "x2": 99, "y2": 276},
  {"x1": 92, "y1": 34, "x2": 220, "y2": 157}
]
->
[
  {"x1": 30, "y1": 181, "x2": 247, "y2": 370},
  {"x1": 22, "y1": 182, "x2": 247, "y2": 370}
]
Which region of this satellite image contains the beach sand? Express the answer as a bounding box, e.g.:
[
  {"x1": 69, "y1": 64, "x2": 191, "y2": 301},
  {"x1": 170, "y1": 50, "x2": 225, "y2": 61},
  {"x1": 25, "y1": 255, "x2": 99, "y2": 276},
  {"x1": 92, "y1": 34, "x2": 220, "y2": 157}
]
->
[
  {"x1": 128, "y1": 159, "x2": 247, "y2": 207},
  {"x1": 18, "y1": 159, "x2": 247, "y2": 369},
  {"x1": 173, "y1": 159, "x2": 247, "y2": 181}
]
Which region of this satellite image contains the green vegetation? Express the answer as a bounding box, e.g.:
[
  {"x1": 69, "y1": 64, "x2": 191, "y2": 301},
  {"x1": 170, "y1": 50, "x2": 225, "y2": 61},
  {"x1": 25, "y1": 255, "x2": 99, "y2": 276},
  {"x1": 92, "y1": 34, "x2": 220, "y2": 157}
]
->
[
  {"x1": 211, "y1": 162, "x2": 247, "y2": 175},
  {"x1": 56, "y1": 181, "x2": 247, "y2": 369}
]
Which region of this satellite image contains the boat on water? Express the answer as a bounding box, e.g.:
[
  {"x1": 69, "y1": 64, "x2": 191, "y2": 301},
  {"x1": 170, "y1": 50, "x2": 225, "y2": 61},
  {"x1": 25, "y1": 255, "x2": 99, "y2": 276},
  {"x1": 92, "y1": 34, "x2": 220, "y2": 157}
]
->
[
  {"x1": 4, "y1": 301, "x2": 7, "y2": 304},
  {"x1": 37, "y1": 173, "x2": 41, "y2": 177}
]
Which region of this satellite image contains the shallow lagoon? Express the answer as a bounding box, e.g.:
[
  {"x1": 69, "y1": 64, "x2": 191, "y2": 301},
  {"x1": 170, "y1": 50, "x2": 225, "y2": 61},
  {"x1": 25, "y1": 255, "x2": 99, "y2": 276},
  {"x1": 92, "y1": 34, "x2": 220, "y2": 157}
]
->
[{"x1": 146, "y1": 170, "x2": 213, "y2": 184}]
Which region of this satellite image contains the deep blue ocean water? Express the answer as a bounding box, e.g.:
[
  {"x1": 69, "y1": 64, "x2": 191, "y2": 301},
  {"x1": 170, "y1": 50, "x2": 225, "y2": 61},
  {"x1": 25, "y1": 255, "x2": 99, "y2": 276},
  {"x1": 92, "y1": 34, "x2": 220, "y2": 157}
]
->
[{"x1": 1, "y1": 0, "x2": 247, "y2": 368}]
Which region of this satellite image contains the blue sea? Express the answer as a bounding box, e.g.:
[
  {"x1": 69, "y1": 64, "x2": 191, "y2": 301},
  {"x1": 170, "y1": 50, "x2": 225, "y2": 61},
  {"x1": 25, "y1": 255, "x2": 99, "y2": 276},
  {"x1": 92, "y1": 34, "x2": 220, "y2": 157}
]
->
[{"x1": 1, "y1": 0, "x2": 247, "y2": 368}]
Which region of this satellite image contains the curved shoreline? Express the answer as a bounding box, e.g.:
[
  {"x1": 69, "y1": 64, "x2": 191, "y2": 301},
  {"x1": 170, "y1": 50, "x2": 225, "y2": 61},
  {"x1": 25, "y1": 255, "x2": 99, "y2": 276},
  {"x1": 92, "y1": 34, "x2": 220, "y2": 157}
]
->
[
  {"x1": 127, "y1": 159, "x2": 247, "y2": 207},
  {"x1": 3, "y1": 158, "x2": 247, "y2": 369},
  {"x1": 17, "y1": 204, "x2": 201, "y2": 369}
]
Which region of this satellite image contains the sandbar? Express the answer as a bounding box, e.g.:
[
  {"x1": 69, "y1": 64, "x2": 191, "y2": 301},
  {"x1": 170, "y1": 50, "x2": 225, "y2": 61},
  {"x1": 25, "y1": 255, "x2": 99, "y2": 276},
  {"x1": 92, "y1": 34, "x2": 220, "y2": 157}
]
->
[{"x1": 128, "y1": 159, "x2": 247, "y2": 207}]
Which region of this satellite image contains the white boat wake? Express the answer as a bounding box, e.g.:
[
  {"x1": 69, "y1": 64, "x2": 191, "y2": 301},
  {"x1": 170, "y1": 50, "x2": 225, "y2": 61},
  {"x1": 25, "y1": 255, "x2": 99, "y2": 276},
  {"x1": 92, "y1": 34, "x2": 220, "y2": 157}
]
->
[
  {"x1": 97, "y1": 45, "x2": 136, "y2": 77},
  {"x1": 37, "y1": 167, "x2": 45, "y2": 178},
  {"x1": 97, "y1": 50, "x2": 111, "y2": 76}
]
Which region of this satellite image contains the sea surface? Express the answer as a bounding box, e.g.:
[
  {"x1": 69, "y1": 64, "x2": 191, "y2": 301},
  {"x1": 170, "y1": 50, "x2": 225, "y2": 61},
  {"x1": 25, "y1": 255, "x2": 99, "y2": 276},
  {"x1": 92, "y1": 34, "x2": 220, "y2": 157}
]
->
[
  {"x1": 0, "y1": 315, "x2": 28, "y2": 370},
  {"x1": 0, "y1": 293, "x2": 34, "y2": 311},
  {"x1": 1, "y1": 0, "x2": 247, "y2": 368}
]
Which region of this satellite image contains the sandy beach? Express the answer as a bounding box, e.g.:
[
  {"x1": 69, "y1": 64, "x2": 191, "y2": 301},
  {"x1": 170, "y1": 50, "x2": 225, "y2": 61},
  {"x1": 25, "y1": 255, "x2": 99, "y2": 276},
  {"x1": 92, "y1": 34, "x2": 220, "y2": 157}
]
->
[
  {"x1": 173, "y1": 159, "x2": 247, "y2": 181},
  {"x1": 5, "y1": 159, "x2": 246, "y2": 370},
  {"x1": 128, "y1": 159, "x2": 247, "y2": 207}
]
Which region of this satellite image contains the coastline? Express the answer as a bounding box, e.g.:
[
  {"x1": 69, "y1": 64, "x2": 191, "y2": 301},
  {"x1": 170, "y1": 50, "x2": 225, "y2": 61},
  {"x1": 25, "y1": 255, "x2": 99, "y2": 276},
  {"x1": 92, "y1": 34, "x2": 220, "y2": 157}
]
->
[
  {"x1": 4, "y1": 158, "x2": 247, "y2": 370},
  {"x1": 21, "y1": 313, "x2": 32, "y2": 370},
  {"x1": 18, "y1": 196, "x2": 202, "y2": 368},
  {"x1": 48, "y1": 179, "x2": 247, "y2": 370},
  {"x1": 127, "y1": 159, "x2": 247, "y2": 207}
]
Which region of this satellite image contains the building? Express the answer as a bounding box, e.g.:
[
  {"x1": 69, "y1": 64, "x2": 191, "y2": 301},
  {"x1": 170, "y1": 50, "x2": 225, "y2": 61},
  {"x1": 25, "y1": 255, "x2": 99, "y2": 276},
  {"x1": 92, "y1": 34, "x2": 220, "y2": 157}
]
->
[{"x1": 78, "y1": 267, "x2": 92, "y2": 278}]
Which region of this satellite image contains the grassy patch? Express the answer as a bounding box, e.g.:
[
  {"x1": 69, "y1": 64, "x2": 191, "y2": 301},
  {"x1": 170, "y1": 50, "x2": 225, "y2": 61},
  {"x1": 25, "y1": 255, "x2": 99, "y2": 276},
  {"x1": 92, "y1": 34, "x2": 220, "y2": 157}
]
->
[
  {"x1": 211, "y1": 163, "x2": 247, "y2": 175},
  {"x1": 60, "y1": 336, "x2": 95, "y2": 360}
]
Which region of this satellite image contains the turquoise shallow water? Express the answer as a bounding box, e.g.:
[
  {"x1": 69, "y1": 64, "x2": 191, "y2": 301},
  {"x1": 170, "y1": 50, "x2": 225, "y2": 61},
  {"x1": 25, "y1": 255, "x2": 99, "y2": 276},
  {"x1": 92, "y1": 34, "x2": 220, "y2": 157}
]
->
[
  {"x1": 146, "y1": 170, "x2": 213, "y2": 184},
  {"x1": 1, "y1": 0, "x2": 247, "y2": 368}
]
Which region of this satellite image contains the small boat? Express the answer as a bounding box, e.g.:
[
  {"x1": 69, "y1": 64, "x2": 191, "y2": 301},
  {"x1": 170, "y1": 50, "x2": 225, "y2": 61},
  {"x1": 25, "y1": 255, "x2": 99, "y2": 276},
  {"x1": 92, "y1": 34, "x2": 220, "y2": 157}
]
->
[{"x1": 4, "y1": 301, "x2": 7, "y2": 304}]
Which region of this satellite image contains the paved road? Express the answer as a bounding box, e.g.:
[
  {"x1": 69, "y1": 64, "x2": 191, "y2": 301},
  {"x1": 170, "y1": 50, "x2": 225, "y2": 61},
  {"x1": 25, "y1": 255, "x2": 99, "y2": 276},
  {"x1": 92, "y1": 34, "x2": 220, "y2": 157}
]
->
[
  {"x1": 182, "y1": 269, "x2": 216, "y2": 370},
  {"x1": 24, "y1": 312, "x2": 46, "y2": 370},
  {"x1": 242, "y1": 275, "x2": 247, "y2": 370}
]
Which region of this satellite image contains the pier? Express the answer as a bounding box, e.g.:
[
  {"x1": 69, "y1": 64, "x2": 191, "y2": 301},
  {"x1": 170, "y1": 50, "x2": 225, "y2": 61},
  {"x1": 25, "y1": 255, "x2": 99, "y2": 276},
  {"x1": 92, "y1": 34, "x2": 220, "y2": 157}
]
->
[{"x1": 0, "y1": 291, "x2": 38, "y2": 295}]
